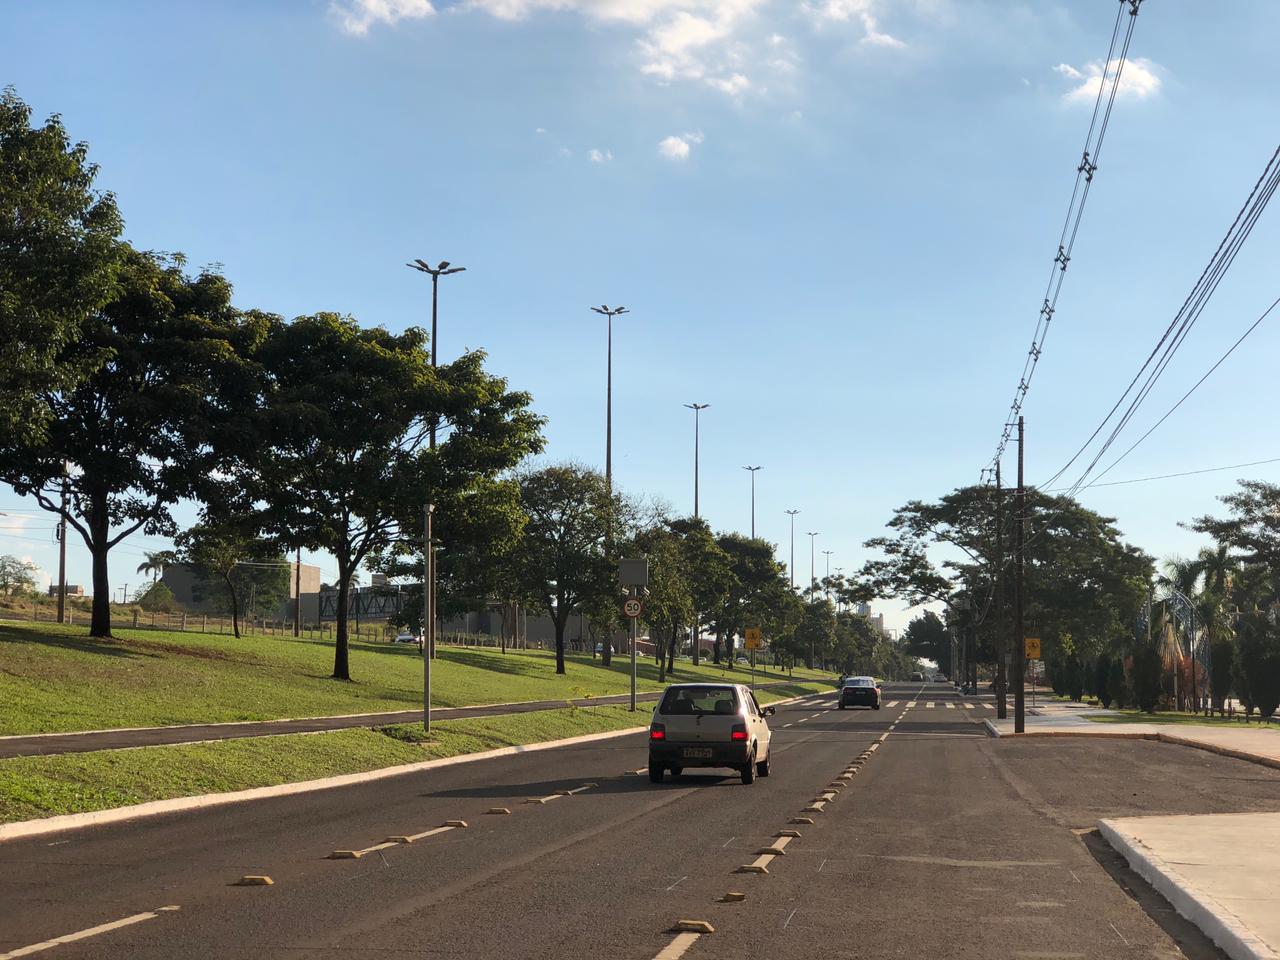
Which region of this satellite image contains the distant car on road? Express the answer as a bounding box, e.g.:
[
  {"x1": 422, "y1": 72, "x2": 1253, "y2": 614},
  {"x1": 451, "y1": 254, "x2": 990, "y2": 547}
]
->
[
  {"x1": 910, "y1": 671, "x2": 924, "y2": 682},
  {"x1": 934, "y1": 675, "x2": 949, "y2": 683},
  {"x1": 648, "y1": 683, "x2": 774, "y2": 785},
  {"x1": 839, "y1": 676, "x2": 881, "y2": 710},
  {"x1": 393, "y1": 630, "x2": 420, "y2": 645}
]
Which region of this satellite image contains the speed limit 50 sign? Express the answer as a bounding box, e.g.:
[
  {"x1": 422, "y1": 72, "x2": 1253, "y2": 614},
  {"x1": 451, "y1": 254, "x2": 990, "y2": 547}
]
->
[{"x1": 623, "y1": 597, "x2": 643, "y2": 619}]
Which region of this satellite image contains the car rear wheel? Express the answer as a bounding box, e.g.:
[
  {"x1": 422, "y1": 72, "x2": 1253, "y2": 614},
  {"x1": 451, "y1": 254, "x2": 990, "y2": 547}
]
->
[
  {"x1": 669, "y1": 766, "x2": 683, "y2": 779},
  {"x1": 648, "y1": 762, "x2": 664, "y2": 783},
  {"x1": 874, "y1": 703, "x2": 881, "y2": 710},
  {"x1": 740, "y1": 749, "x2": 756, "y2": 785},
  {"x1": 756, "y1": 756, "x2": 770, "y2": 777},
  {"x1": 838, "y1": 703, "x2": 845, "y2": 710}
]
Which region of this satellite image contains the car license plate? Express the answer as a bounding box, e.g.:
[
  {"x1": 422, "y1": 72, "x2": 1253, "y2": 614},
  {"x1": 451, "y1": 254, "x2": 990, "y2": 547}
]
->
[{"x1": 681, "y1": 747, "x2": 712, "y2": 759}]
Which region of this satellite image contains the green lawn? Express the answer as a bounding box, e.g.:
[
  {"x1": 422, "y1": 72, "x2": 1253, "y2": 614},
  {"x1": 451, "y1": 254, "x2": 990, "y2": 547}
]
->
[
  {"x1": 1086, "y1": 709, "x2": 1280, "y2": 728},
  {"x1": 0, "y1": 704, "x2": 648, "y2": 824},
  {"x1": 0, "y1": 622, "x2": 834, "y2": 735}
]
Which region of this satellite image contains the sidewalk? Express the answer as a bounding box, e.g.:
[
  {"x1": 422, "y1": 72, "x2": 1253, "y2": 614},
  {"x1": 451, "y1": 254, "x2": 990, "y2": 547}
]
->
[
  {"x1": 983, "y1": 701, "x2": 1280, "y2": 771},
  {"x1": 1100, "y1": 812, "x2": 1280, "y2": 960},
  {"x1": 0, "y1": 680, "x2": 810, "y2": 759}
]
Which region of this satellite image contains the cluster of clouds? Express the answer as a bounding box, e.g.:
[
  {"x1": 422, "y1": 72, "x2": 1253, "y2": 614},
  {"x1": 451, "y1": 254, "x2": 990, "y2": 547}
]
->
[
  {"x1": 332, "y1": 0, "x2": 906, "y2": 99},
  {"x1": 1054, "y1": 57, "x2": 1162, "y2": 103}
]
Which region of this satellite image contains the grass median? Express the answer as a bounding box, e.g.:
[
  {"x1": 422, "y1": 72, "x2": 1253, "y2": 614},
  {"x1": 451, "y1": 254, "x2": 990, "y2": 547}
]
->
[
  {"x1": 0, "y1": 622, "x2": 834, "y2": 735},
  {"x1": 0, "y1": 704, "x2": 644, "y2": 824},
  {"x1": 1085, "y1": 710, "x2": 1280, "y2": 728}
]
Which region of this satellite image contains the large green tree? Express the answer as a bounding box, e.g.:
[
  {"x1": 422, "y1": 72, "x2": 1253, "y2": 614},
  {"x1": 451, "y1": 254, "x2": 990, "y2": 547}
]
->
[
  {"x1": 0, "y1": 248, "x2": 259, "y2": 637},
  {"x1": 248, "y1": 313, "x2": 542, "y2": 681},
  {"x1": 508, "y1": 464, "x2": 624, "y2": 674},
  {"x1": 0, "y1": 89, "x2": 123, "y2": 445},
  {"x1": 177, "y1": 521, "x2": 289, "y2": 638},
  {"x1": 0, "y1": 554, "x2": 39, "y2": 595},
  {"x1": 902, "y1": 610, "x2": 950, "y2": 676}
]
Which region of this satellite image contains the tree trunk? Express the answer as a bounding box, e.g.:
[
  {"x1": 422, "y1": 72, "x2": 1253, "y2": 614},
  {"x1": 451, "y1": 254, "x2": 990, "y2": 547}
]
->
[
  {"x1": 657, "y1": 630, "x2": 667, "y2": 683},
  {"x1": 333, "y1": 560, "x2": 351, "y2": 681},
  {"x1": 667, "y1": 625, "x2": 677, "y2": 674},
  {"x1": 600, "y1": 617, "x2": 613, "y2": 667},
  {"x1": 89, "y1": 536, "x2": 112, "y2": 638},
  {"x1": 553, "y1": 605, "x2": 568, "y2": 674},
  {"x1": 712, "y1": 630, "x2": 722, "y2": 664},
  {"x1": 222, "y1": 570, "x2": 242, "y2": 639}
]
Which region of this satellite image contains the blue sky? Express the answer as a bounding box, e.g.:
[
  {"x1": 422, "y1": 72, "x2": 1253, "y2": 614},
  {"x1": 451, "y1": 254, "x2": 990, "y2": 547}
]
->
[{"x1": 3, "y1": 0, "x2": 1280, "y2": 631}]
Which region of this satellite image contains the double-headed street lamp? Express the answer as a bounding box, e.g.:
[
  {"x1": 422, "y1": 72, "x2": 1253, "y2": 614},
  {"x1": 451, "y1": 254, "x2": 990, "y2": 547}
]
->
[
  {"x1": 785, "y1": 509, "x2": 800, "y2": 589},
  {"x1": 591, "y1": 305, "x2": 629, "y2": 547},
  {"x1": 823, "y1": 549, "x2": 834, "y2": 600},
  {"x1": 742, "y1": 466, "x2": 761, "y2": 538},
  {"x1": 406, "y1": 258, "x2": 467, "y2": 449},
  {"x1": 807, "y1": 531, "x2": 819, "y2": 595},
  {"x1": 684, "y1": 403, "x2": 709, "y2": 518}
]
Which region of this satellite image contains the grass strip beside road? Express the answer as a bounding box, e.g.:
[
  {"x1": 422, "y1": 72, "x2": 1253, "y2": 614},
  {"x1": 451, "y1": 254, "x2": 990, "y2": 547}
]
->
[
  {"x1": 0, "y1": 704, "x2": 647, "y2": 824},
  {"x1": 0, "y1": 622, "x2": 834, "y2": 735}
]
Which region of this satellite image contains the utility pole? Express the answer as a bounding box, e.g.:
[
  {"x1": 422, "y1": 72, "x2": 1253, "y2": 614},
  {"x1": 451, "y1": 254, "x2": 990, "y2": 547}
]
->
[
  {"x1": 406, "y1": 259, "x2": 467, "y2": 450},
  {"x1": 786, "y1": 510, "x2": 800, "y2": 589},
  {"x1": 293, "y1": 547, "x2": 302, "y2": 637},
  {"x1": 995, "y1": 462, "x2": 1007, "y2": 719},
  {"x1": 743, "y1": 466, "x2": 761, "y2": 538},
  {"x1": 1014, "y1": 416, "x2": 1026, "y2": 734},
  {"x1": 423, "y1": 504, "x2": 434, "y2": 731},
  {"x1": 56, "y1": 471, "x2": 68, "y2": 624}
]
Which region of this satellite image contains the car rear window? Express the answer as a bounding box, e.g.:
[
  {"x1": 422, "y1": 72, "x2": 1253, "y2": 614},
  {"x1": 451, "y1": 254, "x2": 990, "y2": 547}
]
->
[
  {"x1": 659, "y1": 686, "x2": 739, "y2": 716},
  {"x1": 846, "y1": 678, "x2": 874, "y2": 687}
]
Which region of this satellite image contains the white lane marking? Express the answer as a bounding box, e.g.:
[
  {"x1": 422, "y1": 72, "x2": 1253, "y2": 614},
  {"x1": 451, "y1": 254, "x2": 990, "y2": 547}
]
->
[
  {"x1": 0, "y1": 906, "x2": 180, "y2": 959},
  {"x1": 1109, "y1": 922, "x2": 1131, "y2": 947},
  {"x1": 925, "y1": 702, "x2": 935, "y2": 709},
  {"x1": 808, "y1": 713, "x2": 823, "y2": 719},
  {"x1": 782, "y1": 723, "x2": 794, "y2": 728},
  {"x1": 653, "y1": 931, "x2": 702, "y2": 960},
  {"x1": 818, "y1": 858, "x2": 828, "y2": 873},
  {"x1": 797, "y1": 718, "x2": 808, "y2": 723},
  {"x1": 722, "y1": 836, "x2": 736, "y2": 847},
  {"x1": 945, "y1": 703, "x2": 955, "y2": 709},
  {"x1": 885, "y1": 700, "x2": 899, "y2": 707},
  {"x1": 665, "y1": 875, "x2": 688, "y2": 891}
]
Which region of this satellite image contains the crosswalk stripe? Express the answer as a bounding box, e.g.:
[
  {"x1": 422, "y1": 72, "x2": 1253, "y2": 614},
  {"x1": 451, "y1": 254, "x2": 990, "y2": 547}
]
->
[
  {"x1": 885, "y1": 700, "x2": 899, "y2": 707},
  {"x1": 944, "y1": 702, "x2": 954, "y2": 709},
  {"x1": 925, "y1": 701, "x2": 935, "y2": 709}
]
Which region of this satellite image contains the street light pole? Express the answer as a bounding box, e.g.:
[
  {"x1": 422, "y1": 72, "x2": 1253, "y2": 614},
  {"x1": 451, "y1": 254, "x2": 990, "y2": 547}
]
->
[
  {"x1": 591, "y1": 305, "x2": 629, "y2": 549},
  {"x1": 685, "y1": 403, "x2": 709, "y2": 518},
  {"x1": 785, "y1": 510, "x2": 800, "y2": 589},
  {"x1": 807, "y1": 532, "x2": 819, "y2": 595},
  {"x1": 822, "y1": 550, "x2": 834, "y2": 600},
  {"x1": 743, "y1": 466, "x2": 761, "y2": 538},
  {"x1": 407, "y1": 259, "x2": 466, "y2": 450},
  {"x1": 423, "y1": 504, "x2": 434, "y2": 731}
]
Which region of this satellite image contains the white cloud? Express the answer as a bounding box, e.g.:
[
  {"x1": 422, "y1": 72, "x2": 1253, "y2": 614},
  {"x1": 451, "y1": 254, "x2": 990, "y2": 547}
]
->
[
  {"x1": 1055, "y1": 57, "x2": 1161, "y2": 103},
  {"x1": 706, "y1": 72, "x2": 750, "y2": 95},
  {"x1": 332, "y1": 0, "x2": 434, "y2": 35},
  {"x1": 588, "y1": 148, "x2": 614, "y2": 162},
  {"x1": 802, "y1": 1, "x2": 904, "y2": 49},
  {"x1": 859, "y1": 12, "x2": 904, "y2": 48},
  {"x1": 658, "y1": 131, "x2": 702, "y2": 160},
  {"x1": 19, "y1": 555, "x2": 52, "y2": 589},
  {"x1": 558, "y1": 146, "x2": 573, "y2": 158},
  {"x1": 535, "y1": 127, "x2": 548, "y2": 134}
]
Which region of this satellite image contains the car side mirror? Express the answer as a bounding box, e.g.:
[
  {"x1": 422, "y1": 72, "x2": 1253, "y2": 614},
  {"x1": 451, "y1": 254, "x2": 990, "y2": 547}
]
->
[{"x1": 763, "y1": 706, "x2": 776, "y2": 716}]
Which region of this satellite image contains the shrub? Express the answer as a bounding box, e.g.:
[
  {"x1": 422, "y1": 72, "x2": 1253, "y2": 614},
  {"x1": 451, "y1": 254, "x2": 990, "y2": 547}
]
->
[
  {"x1": 1237, "y1": 613, "x2": 1280, "y2": 720},
  {"x1": 136, "y1": 581, "x2": 175, "y2": 613},
  {"x1": 1108, "y1": 657, "x2": 1128, "y2": 709},
  {"x1": 1132, "y1": 643, "x2": 1163, "y2": 713},
  {"x1": 1209, "y1": 637, "x2": 1235, "y2": 714}
]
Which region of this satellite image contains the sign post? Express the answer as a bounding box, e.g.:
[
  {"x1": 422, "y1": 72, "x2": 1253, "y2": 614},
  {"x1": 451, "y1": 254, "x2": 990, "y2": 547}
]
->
[
  {"x1": 619, "y1": 559, "x2": 650, "y2": 712},
  {"x1": 744, "y1": 628, "x2": 762, "y2": 690},
  {"x1": 1025, "y1": 638, "x2": 1041, "y2": 709}
]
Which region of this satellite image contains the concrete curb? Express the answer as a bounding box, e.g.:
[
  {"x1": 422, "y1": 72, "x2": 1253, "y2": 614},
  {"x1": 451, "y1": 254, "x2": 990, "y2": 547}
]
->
[
  {"x1": 984, "y1": 721, "x2": 1280, "y2": 771},
  {"x1": 1098, "y1": 818, "x2": 1279, "y2": 960},
  {"x1": 0, "y1": 689, "x2": 821, "y2": 843}
]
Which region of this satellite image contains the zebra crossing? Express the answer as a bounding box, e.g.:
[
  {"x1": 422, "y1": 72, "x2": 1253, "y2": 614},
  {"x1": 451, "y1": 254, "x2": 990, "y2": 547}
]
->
[{"x1": 888, "y1": 700, "x2": 996, "y2": 711}]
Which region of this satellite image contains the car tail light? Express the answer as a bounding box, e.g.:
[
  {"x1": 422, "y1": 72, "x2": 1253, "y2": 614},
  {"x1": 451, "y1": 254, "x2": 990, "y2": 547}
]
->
[
  {"x1": 731, "y1": 724, "x2": 748, "y2": 741},
  {"x1": 649, "y1": 724, "x2": 665, "y2": 741}
]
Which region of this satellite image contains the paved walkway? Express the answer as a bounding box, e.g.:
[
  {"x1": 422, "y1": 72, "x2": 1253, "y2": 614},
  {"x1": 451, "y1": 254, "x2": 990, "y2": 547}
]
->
[
  {"x1": 1100, "y1": 812, "x2": 1280, "y2": 960},
  {"x1": 0, "y1": 680, "x2": 809, "y2": 759},
  {"x1": 984, "y1": 700, "x2": 1280, "y2": 769}
]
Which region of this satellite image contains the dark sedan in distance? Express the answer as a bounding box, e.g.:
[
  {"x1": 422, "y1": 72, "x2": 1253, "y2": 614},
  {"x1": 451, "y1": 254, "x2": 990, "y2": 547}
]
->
[{"x1": 839, "y1": 676, "x2": 881, "y2": 710}]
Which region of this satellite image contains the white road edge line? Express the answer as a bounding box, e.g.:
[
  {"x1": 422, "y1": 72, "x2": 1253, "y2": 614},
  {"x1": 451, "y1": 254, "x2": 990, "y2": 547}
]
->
[{"x1": 0, "y1": 906, "x2": 180, "y2": 959}]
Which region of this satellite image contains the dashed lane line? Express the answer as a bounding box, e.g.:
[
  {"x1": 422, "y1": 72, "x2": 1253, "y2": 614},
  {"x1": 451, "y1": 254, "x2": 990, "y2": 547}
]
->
[{"x1": 0, "y1": 906, "x2": 181, "y2": 959}]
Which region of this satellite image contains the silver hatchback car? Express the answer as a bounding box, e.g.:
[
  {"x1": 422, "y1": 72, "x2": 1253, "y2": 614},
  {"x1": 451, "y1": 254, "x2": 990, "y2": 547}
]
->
[{"x1": 648, "y1": 683, "x2": 775, "y2": 785}]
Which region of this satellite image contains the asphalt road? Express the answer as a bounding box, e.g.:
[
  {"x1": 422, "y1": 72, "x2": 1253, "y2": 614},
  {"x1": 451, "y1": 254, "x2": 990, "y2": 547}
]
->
[{"x1": 4, "y1": 682, "x2": 1280, "y2": 959}]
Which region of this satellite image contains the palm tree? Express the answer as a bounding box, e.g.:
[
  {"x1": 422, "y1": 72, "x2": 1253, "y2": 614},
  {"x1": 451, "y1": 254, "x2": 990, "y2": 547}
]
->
[
  {"x1": 1158, "y1": 555, "x2": 1201, "y2": 598},
  {"x1": 1194, "y1": 543, "x2": 1236, "y2": 596},
  {"x1": 136, "y1": 550, "x2": 177, "y2": 583}
]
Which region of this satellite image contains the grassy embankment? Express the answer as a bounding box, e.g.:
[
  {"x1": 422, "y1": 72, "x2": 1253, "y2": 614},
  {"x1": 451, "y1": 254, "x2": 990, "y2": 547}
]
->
[{"x1": 0, "y1": 622, "x2": 833, "y2": 736}]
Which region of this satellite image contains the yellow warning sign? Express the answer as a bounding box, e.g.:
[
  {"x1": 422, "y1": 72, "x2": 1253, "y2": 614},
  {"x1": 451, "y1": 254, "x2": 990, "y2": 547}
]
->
[
  {"x1": 744, "y1": 627, "x2": 763, "y2": 651},
  {"x1": 1025, "y1": 637, "x2": 1041, "y2": 660}
]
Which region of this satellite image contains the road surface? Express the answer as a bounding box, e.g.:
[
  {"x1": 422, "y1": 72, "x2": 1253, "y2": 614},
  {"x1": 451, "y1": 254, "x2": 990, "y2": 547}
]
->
[{"x1": 4, "y1": 682, "x2": 1280, "y2": 959}]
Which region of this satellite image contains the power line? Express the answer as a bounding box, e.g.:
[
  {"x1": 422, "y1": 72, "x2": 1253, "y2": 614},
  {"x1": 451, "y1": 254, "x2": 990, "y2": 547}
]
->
[
  {"x1": 1047, "y1": 455, "x2": 1280, "y2": 492},
  {"x1": 987, "y1": 0, "x2": 1143, "y2": 477}
]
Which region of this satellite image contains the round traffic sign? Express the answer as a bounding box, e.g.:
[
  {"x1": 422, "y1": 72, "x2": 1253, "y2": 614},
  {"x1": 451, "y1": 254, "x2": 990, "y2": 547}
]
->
[{"x1": 623, "y1": 597, "x2": 643, "y2": 618}]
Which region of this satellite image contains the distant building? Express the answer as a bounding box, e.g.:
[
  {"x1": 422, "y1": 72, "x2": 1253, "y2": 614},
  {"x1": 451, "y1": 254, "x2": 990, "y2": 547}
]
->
[
  {"x1": 162, "y1": 561, "x2": 321, "y2": 621},
  {"x1": 854, "y1": 602, "x2": 888, "y2": 637},
  {"x1": 47, "y1": 584, "x2": 85, "y2": 597}
]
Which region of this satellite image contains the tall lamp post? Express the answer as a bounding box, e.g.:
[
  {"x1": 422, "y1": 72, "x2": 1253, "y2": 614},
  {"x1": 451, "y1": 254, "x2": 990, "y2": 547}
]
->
[
  {"x1": 807, "y1": 532, "x2": 819, "y2": 595},
  {"x1": 406, "y1": 259, "x2": 466, "y2": 449},
  {"x1": 822, "y1": 549, "x2": 834, "y2": 600},
  {"x1": 742, "y1": 466, "x2": 761, "y2": 538},
  {"x1": 684, "y1": 403, "x2": 710, "y2": 518},
  {"x1": 591, "y1": 305, "x2": 629, "y2": 548},
  {"x1": 785, "y1": 510, "x2": 800, "y2": 589}
]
